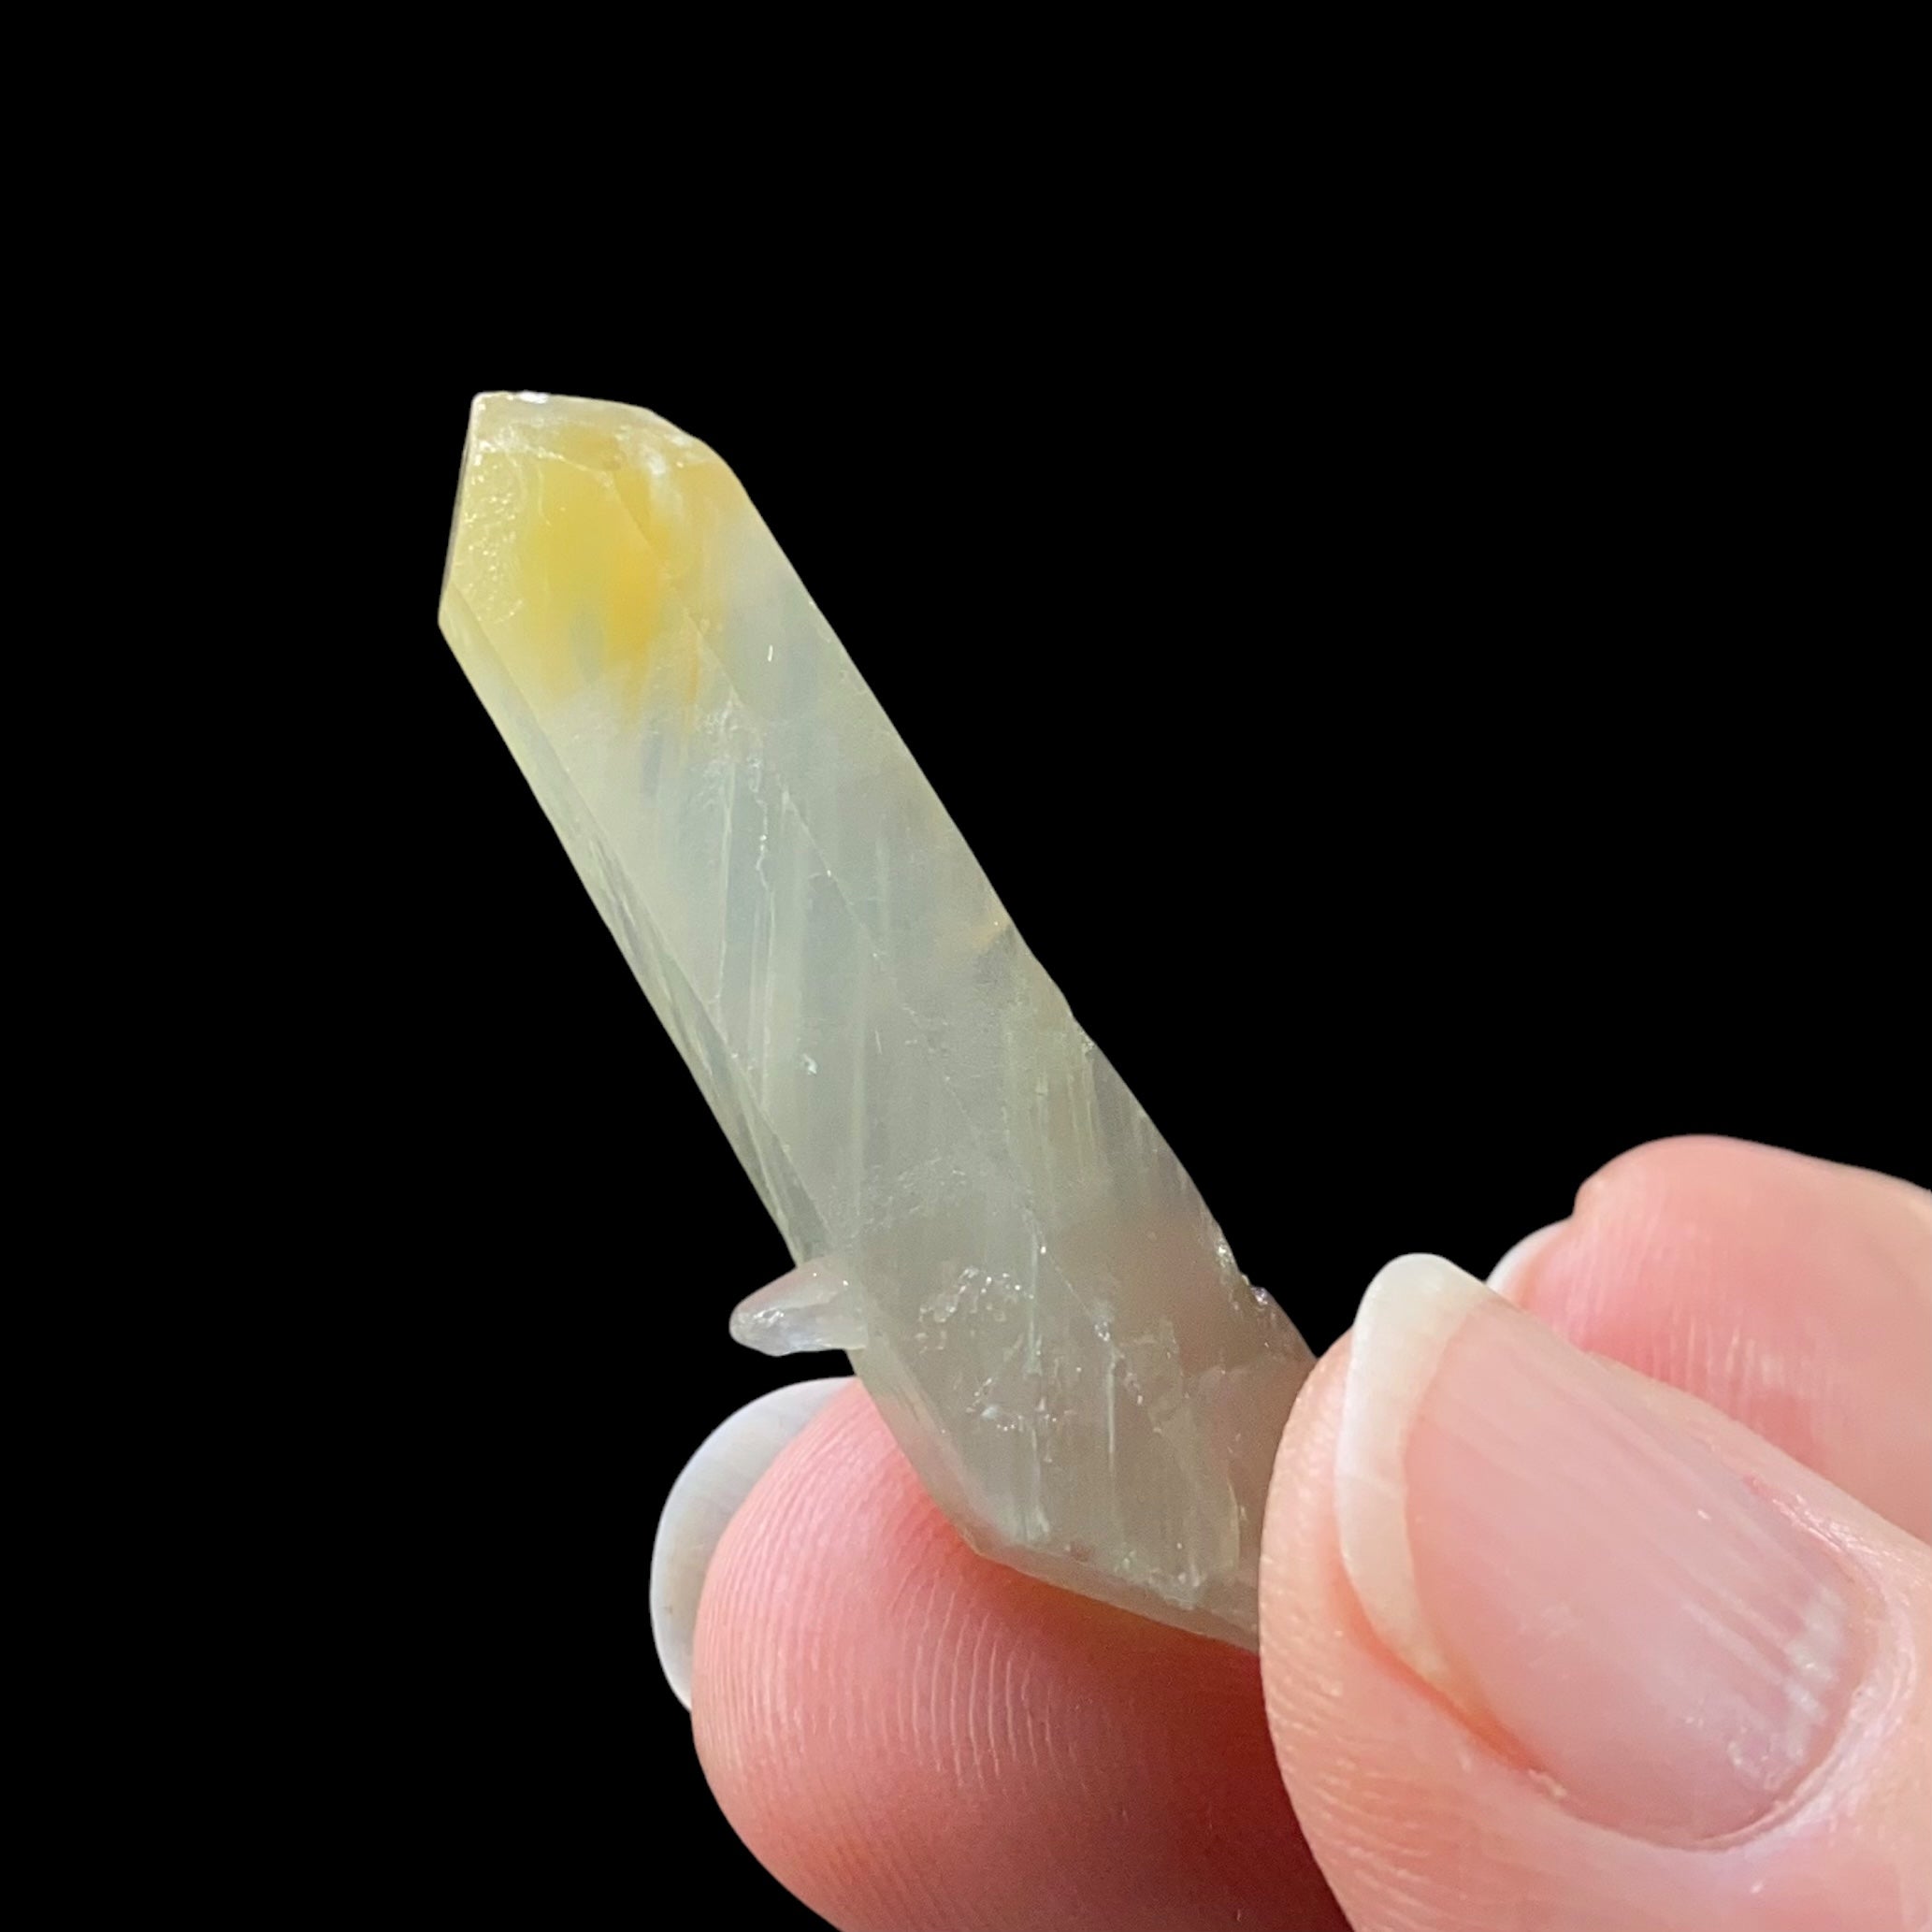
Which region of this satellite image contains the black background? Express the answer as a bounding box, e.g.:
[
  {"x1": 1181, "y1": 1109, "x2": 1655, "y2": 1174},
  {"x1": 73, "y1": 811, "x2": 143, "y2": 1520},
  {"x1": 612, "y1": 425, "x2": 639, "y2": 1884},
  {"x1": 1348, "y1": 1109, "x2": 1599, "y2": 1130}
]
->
[{"x1": 354, "y1": 295, "x2": 1920, "y2": 1926}]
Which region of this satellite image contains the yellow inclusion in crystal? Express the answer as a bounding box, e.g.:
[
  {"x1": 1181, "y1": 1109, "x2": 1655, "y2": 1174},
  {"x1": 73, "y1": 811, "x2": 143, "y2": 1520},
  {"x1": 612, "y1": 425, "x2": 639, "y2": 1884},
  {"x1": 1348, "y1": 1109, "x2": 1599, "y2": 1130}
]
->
[{"x1": 444, "y1": 394, "x2": 740, "y2": 714}]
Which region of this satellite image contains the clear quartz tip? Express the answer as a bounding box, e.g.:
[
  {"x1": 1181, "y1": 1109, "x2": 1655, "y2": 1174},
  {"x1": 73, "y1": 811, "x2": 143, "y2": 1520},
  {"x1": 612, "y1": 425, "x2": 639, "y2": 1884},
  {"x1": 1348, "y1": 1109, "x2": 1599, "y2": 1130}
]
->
[{"x1": 730, "y1": 1262, "x2": 870, "y2": 1358}]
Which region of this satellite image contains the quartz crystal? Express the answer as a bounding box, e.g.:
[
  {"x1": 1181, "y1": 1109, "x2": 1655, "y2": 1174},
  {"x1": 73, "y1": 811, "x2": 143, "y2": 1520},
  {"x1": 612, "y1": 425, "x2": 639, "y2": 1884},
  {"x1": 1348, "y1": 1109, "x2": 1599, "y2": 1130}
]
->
[{"x1": 439, "y1": 393, "x2": 1314, "y2": 1646}]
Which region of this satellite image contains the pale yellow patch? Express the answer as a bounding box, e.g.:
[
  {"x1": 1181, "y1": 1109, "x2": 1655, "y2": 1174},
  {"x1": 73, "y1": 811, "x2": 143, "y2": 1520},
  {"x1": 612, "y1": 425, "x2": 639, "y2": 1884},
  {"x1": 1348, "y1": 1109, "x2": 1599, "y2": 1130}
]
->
[{"x1": 443, "y1": 394, "x2": 742, "y2": 717}]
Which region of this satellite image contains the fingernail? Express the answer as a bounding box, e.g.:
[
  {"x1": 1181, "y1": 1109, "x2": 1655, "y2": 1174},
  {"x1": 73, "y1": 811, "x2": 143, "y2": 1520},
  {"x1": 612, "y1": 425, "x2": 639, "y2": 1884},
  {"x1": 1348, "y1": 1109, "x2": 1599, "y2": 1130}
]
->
[
  {"x1": 1337, "y1": 1255, "x2": 1862, "y2": 1841},
  {"x1": 650, "y1": 1377, "x2": 850, "y2": 1709},
  {"x1": 1485, "y1": 1220, "x2": 1565, "y2": 1302}
]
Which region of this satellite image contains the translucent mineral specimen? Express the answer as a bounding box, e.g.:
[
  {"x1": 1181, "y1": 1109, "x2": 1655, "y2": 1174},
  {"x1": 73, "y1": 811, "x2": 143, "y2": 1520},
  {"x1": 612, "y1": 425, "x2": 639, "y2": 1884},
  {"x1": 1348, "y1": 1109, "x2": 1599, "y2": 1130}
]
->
[{"x1": 439, "y1": 393, "x2": 1313, "y2": 1646}]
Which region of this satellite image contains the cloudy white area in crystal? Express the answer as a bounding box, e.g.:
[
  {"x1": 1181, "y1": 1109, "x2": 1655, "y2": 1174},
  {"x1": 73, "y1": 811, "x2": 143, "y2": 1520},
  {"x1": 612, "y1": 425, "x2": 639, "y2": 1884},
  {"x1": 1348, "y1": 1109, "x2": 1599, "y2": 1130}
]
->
[{"x1": 439, "y1": 393, "x2": 1313, "y2": 1645}]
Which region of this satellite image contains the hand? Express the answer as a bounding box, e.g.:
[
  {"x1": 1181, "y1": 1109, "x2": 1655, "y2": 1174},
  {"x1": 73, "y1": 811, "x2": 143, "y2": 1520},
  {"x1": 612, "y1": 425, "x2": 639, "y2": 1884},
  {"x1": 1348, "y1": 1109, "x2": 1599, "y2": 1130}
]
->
[{"x1": 651, "y1": 1138, "x2": 1931, "y2": 1929}]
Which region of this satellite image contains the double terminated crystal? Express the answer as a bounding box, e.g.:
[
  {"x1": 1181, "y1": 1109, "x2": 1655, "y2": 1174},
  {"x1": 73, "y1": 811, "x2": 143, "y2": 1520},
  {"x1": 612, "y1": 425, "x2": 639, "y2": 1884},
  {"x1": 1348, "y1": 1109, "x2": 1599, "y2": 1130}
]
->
[{"x1": 440, "y1": 394, "x2": 1312, "y2": 1645}]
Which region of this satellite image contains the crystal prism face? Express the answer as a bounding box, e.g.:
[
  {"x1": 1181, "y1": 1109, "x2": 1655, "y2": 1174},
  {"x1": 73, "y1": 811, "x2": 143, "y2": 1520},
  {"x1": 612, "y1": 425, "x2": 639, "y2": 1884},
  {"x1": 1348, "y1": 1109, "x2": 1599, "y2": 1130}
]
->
[{"x1": 439, "y1": 393, "x2": 1313, "y2": 1646}]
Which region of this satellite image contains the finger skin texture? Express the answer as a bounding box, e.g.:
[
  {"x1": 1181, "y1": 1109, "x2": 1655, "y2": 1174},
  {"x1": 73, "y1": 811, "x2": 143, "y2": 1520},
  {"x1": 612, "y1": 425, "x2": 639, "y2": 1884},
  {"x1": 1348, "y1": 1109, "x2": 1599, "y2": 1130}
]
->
[
  {"x1": 1262, "y1": 1333, "x2": 1932, "y2": 1932},
  {"x1": 692, "y1": 1384, "x2": 1346, "y2": 1932},
  {"x1": 1496, "y1": 1137, "x2": 1932, "y2": 1539}
]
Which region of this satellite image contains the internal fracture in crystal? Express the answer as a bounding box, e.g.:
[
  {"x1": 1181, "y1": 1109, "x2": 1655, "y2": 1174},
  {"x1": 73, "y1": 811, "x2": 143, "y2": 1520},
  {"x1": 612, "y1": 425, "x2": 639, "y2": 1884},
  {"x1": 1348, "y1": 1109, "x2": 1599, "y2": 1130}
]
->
[{"x1": 439, "y1": 393, "x2": 1314, "y2": 1646}]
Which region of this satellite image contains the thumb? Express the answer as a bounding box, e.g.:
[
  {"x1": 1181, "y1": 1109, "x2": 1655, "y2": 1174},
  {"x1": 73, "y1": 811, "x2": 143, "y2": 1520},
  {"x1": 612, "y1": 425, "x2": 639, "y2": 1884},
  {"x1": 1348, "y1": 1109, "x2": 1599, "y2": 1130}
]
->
[{"x1": 1262, "y1": 1257, "x2": 1930, "y2": 1932}]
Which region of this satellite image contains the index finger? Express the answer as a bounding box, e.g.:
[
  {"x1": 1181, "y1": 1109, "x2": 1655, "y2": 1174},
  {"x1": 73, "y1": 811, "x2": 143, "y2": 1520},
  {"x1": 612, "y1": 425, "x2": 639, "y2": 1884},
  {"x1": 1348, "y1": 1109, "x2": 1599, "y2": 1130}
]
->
[{"x1": 1490, "y1": 1135, "x2": 1931, "y2": 1537}]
